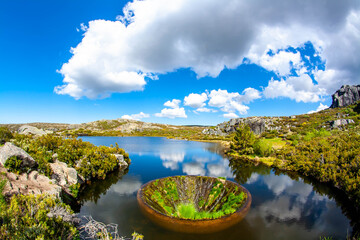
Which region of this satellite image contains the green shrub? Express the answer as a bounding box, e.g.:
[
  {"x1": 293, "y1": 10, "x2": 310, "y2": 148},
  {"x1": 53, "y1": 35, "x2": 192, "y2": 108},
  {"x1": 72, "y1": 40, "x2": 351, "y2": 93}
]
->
[
  {"x1": 303, "y1": 129, "x2": 331, "y2": 141},
  {"x1": 4, "y1": 156, "x2": 29, "y2": 174},
  {"x1": 0, "y1": 180, "x2": 6, "y2": 208},
  {"x1": 0, "y1": 127, "x2": 13, "y2": 144},
  {"x1": 253, "y1": 139, "x2": 273, "y2": 157},
  {"x1": 0, "y1": 194, "x2": 79, "y2": 239},
  {"x1": 277, "y1": 131, "x2": 360, "y2": 205},
  {"x1": 261, "y1": 130, "x2": 279, "y2": 139},
  {"x1": 69, "y1": 183, "x2": 81, "y2": 198},
  {"x1": 13, "y1": 134, "x2": 130, "y2": 181},
  {"x1": 230, "y1": 124, "x2": 256, "y2": 155}
]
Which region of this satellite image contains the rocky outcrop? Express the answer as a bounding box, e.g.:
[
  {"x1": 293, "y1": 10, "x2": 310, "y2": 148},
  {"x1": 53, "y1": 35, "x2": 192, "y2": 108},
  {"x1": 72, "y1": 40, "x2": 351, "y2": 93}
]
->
[
  {"x1": 18, "y1": 125, "x2": 48, "y2": 135},
  {"x1": 329, "y1": 119, "x2": 355, "y2": 128},
  {"x1": 113, "y1": 154, "x2": 129, "y2": 169},
  {"x1": 203, "y1": 117, "x2": 275, "y2": 136},
  {"x1": 202, "y1": 127, "x2": 226, "y2": 136},
  {"x1": 330, "y1": 85, "x2": 360, "y2": 108},
  {"x1": 0, "y1": 142, "x2": 37, "y2": 168},
  {"x1": 50, "y1": 160, "x2": 83, "y2": 187},
  {"x1": 1, "y1": 166, "x2": 62, "y2": 197}
]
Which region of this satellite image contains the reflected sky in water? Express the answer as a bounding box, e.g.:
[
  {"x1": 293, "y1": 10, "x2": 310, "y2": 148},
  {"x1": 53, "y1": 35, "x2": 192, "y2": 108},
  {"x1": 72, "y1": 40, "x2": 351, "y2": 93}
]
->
[{"x1": 79, "y1": 136, "x2": 353, "y2": 240}]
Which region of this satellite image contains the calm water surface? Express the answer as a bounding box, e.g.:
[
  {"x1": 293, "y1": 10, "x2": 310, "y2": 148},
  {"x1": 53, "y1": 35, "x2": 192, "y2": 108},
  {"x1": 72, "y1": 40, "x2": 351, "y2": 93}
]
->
[{"x1": 78, "y1": 136, "x2": 356, "y2": 240}]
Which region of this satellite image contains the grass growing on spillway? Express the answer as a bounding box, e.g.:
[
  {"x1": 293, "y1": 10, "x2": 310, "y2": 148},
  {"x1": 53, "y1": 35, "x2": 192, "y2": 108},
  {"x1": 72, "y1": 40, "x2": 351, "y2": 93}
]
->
[{"x1": 142, "y1": 176, "x2": 247, "y2": 220}]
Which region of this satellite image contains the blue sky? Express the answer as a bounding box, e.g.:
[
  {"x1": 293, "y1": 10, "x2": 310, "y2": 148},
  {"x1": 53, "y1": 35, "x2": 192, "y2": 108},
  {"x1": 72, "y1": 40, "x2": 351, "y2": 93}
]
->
[{"x1": 1, "y1": 0, "x2": 359, "y2": 125}]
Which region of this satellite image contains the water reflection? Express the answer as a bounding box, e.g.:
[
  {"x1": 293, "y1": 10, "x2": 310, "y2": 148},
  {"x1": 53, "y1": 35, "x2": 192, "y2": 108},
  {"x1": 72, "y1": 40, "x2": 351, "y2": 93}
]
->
[
  {"x1": 182, "y1": 162, "x2": 206, "y2": 175},
  {"x1": 160, "y1": 152, "x2": 185, "y2": 170},
  {"x1": 77, "y1": 137, "x2": 357, "y2": 239}
]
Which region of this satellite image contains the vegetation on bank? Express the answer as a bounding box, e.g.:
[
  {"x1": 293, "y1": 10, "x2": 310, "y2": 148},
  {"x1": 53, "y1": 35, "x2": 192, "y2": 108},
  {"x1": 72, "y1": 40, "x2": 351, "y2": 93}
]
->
[
  {"x1": 0, "y1": 132, "x2": 138, "y2": 240},
  {"x1": 9, "y1": 134, "x2": 130, "y2": 180},
  {"x1": 228, "y1": 102, "x2": 360, "y2": 207},
  {"x1": 0, "y1": 181, "x2": 79, "y2": 239}
]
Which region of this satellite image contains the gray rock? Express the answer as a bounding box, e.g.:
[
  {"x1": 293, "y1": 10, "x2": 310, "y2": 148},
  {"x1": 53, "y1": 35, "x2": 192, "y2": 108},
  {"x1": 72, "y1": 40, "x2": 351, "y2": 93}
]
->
[
  {"x1": 47, "y1": 206, "x2": 80, "y2": 224},
  {"x1": 244, "y1": 118, "x2": 266, "y2": 135},
  {"x1": 329, "y1": 119, "x2": 355, "y2": 128},
  {"x1": 1, "y1": 166, "x2": 62, "y2": 197},
  {"x1": 113, "y1": 154, "x2": 128, "y2": 169},
  {"x1": 0, "y1": 142, "x2": 37, "y2": 168},
  {"x1": 18, "y1": 125, "x2": 47, "y2": 135},
  {"x1": 330, "y1": 85, "x2": 360, "y2": 108},
  {"x1": 202, "y1": 127, "x2": 226, "y2": 136},
  {"x1": 203, "y1": 116, "x2": 290, "y2": 137},
  {"x1": 28, "y1": 170, "x2": 39, "y2": 181},
  {"x1": 52, "y1": 153, "x2": 58, "y2": 161},
  {"x1": 50, "y1": 160, "x2": 82, "y2": 186}
]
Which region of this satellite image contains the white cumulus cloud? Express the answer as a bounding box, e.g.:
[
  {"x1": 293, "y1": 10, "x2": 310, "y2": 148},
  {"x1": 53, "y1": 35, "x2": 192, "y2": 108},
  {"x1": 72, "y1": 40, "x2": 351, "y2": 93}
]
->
[
  {"x1": 307, "y1": 103, "x2": 329, "y2": 114},
  {"x1": 121, "y1": 112, "x2": 150, "y2": 120},
  {"x1": 263, "y1": 75, "x2": 327, "y2": 103},
  {"x1": 155, "y1": 107, "x2": 187, "y2": 119},
  {"x1": 208, "y1": 89, "x2": 260, "y2": 115},
  {"x1": 250, "y1": 50, "x2": 302, "y2": 77},
  {"x1": 56, "y1": 0, "x2": 360, "y2": 100},
  {"x1": 223, "y1": 112, "x2": 239, "y2": 118},
  {"x1": 164, "y1": 99, "x2": 181, "y2": 108},
  {"x1": 184, "y1": 93, "x2": 208, "y2": 108},
  {"x1": 195, "y1": 107, "x2": 217, "y2": 113}
]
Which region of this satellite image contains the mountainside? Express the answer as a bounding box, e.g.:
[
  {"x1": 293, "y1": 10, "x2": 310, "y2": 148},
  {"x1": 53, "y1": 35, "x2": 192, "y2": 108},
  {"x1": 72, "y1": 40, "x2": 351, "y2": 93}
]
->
[
  {"x1": 202, "y1": 104, "x2": 358, "y2": 137},
  {"x1": 1, "y1": 118, "x2": 207, "y2": 140},
  {"x1": 203, "y1": 85, "x2": 360, "y2": 137},
  {"x1": 2, "y1": 85, "x2": 359, "y2": 140}
]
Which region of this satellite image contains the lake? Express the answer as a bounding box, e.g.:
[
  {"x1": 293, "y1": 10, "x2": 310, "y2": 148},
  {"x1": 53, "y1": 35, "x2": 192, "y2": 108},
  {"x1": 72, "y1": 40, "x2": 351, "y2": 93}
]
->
[{"x1": 78, "y1": 136, "x2": 356, "y2": 240}]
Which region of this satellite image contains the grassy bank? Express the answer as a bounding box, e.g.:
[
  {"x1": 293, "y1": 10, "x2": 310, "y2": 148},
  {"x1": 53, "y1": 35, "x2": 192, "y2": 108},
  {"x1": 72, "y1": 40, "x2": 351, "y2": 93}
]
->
[{"x1": 227, "y1": 102, "x2": 360, "y2": 208}]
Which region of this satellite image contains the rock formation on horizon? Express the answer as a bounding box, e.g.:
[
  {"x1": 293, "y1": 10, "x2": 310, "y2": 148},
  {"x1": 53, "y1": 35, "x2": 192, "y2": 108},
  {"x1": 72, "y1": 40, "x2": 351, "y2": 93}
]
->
[{"x1": 330, "y1": 85, "x2": 360, "y2": 108}]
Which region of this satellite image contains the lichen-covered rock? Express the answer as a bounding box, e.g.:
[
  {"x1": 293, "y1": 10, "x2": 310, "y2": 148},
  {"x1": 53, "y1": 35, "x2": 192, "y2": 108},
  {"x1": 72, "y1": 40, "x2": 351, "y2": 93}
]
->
[
  {"x1": 113, "y1": 154, "x2": 128, "y2": 169},
  {"x1": 330, "y1": 85, "x2": 360, "y2": 108},
  {"x1": 47, "y1": 206, "x2": 81, "y2": 224},
  {"x1": 1, "y1": 166, "x2": 62, "y2": 197},
  {"x1": 202, "y1": 127, "x2": 226, "y2": 136},
  {"x1": 18, "y1": 125, "x2": 48, "y2": 135},
  {"x1": 0, "y1": 142, "x2": 37, "y2": 168},
  {"x1": 203, "y1": 117, "x2": 267, "y2": 136},
  {"x1": 329, "y1": 119, "x2": 355, "y2": 128},
  {"x1": 50, "y1": 160, "x2": 82, "y2": 186}
]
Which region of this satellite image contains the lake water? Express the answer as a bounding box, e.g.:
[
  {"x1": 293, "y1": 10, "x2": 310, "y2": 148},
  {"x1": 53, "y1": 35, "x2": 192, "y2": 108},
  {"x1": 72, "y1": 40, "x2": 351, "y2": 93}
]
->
[{"x1": 78, "y1": 136, "x2": 356, "y2": 240}]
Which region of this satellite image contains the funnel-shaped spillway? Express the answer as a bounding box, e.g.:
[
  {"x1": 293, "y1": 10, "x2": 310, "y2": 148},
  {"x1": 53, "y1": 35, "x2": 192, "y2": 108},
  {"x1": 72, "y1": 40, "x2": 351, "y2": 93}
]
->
[{"x1": 137, "y1": 176, "x2": 251, "y2": 233}]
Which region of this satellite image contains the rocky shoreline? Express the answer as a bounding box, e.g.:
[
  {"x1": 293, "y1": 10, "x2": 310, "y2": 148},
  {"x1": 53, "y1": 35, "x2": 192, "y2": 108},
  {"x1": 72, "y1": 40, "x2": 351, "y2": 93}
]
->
[{"x1": 0, "y1": 134, "x2": 129, "y2": 200}]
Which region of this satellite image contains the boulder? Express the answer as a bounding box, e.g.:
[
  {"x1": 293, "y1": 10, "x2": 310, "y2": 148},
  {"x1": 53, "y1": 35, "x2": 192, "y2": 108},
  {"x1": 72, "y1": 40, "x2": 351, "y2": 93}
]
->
[
  {"x1": 1, "y1": 166, "x2": 62, "y2": 197},
  {"x1": 244, "y1": 118, "x2": 266, "y2": 135},
  {"x1": 113, "y1": 154, "x2": 128, "y2": 169},
  {"x1": 50, "y1": 160, "x2": 82, "y2": 186},
  {"x1": 47, "y1": 206, "x2": 80, "y2": 224},
  {"x1": 329, "y1": 119, "x2": 355, "y2": 128},
  {"x1": 202, "y1": 127, "x2": 226, "y2": 136},
  {"x1": 18, "y1": 125, "x2": 47, "y2": 135},
  {"x1": 330, "y1": 85, "x2": 360, "y2": 108},
  {"x1": 0, "y1": 142, "x2": 37, "y2": 168}
]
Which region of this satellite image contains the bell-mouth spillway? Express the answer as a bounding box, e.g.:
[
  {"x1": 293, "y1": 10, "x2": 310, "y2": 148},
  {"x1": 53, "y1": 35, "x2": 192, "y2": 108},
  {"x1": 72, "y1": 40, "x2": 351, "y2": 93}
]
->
[{"x1": 137, "y1": 175, "x2": 252, "y2": 233}]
